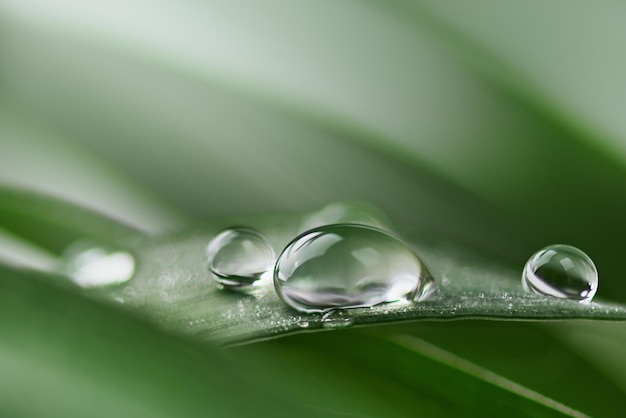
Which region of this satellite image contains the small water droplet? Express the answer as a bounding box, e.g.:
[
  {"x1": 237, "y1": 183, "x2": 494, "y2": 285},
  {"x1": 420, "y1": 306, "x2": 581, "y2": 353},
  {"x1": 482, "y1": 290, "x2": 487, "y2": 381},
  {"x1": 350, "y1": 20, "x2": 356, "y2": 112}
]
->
[
  {"x1": 301, "y1": 201, "x2": 390, "y2": 232},
  {"x1": 297, "y1": 321, "x2": 310, "y2": 328},
  {"x1": 274, "y1": 224, "x2": 438, "y2": 313},
  {"x1": 63, "y1": 241, "x2": 135, "y2": 288},
  {"x1": 522, "y1": 244, "x2": 598, "y2": 302},
  {"x1": 442, "y1": 277, "x2": 450, "y2": 286},
  {"x1": 321, "y1": 310, "x2": 353, "y2": 328},
  {"x1": 207, "y1": 227, "x2": 275, "y2": 289}
]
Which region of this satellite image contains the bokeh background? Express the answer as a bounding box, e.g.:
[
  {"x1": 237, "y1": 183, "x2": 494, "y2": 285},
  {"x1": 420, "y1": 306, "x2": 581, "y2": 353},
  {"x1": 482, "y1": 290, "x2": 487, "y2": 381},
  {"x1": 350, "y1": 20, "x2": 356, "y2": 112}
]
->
[{"x1": 3, "y1": 0, "x2": 626, "y2": 302}]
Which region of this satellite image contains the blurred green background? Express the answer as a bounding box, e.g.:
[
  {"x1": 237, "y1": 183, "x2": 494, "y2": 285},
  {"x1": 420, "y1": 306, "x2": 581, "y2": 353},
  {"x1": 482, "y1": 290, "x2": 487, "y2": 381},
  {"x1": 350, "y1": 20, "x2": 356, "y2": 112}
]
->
[
  {"x1": 3, "y1": 0, "x2": 626, "y2": 300},
  {"x1": 2, "y1": 1, "x2": 626, "y2": 416}
]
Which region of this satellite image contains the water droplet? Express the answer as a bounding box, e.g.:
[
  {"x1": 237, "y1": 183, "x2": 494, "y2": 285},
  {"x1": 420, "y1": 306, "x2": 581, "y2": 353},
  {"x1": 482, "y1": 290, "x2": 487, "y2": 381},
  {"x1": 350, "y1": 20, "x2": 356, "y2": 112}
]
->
[
  {"x1": 274, "y1": 224, "x2": 438, "y2": 313},
  {"x1": 522, "y1": 244, "x2": 598, "y2": 302},
  {"x1": 321, "y1": 310, "x2": 353, "y2": 328},
  {"x1": 207, "y1": 227, "x2": 275, "y2": 289},
  {"x1": 63, "y1": 241, "x2": 135, "y2": 288},
  {"x1": 301, "y1": 201, "x2": 390, "y2": 232},
  {"x1": 297, "y1": 321, "x2": 310, "y2": 328}
]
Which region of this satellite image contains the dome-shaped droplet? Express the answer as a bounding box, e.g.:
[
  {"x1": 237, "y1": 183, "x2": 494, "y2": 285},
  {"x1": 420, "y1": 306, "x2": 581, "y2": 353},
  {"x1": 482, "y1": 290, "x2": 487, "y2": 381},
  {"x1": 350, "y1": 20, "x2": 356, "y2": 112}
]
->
[
  {"x1": 207, "y1": 227, "x2": 275, "y2": 288},
  {"x1": 274, "y1": 224, "x2": 438, "y2": 313},
  {"x1": 522, "y1": 244, "x2": 598, "y2": 302},
  {"x1": 300, "y1": 201, "x2": 390, "y2": 232},
  {"x1": 63, "y1": 241, "x2": 135, "y2": 288}
]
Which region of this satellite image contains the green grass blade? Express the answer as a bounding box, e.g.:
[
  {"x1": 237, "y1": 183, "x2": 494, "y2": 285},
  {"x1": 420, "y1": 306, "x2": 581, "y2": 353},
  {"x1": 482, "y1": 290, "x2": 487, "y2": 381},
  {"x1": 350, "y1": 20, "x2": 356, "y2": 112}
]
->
[
  {"x1": 77, "y1": 215, "x2": 626, "y2": 345},
  {"x1": 391, "y1": 335, "x2": 586, "y2": 417},
  {"x1": 379, "y1": 321, "x2": 626, "y2": 417},
  {"x1": 0, "y1": 265, "x2": 331, "y2": 418},
  {"x1": 234, "y1": 331, "x2": 583, "y2": 417}
]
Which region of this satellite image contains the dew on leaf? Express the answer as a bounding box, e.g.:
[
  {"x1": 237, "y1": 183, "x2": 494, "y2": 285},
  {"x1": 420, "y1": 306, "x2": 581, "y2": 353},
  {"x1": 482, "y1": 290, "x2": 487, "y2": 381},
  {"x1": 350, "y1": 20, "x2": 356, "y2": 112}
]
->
[
  {"x1": 207, "y1": 227, "x2": 275, "y2": 289},
  {"x1": 274, "y1": 224, "x2": 438, "y2": 313},
  {"x1": 522, "y1": 244, "x2": 598, "y2": 302},
  {"x1": 63, "y1": 241, "x2": 135, "y2": 288}
]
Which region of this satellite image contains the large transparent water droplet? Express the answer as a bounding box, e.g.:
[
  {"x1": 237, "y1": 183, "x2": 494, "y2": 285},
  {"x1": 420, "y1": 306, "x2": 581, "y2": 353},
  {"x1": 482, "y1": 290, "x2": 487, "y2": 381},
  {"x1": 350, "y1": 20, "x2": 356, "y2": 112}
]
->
[
  {"x1": 63, "y1": 241, "x2": 135, "y2": 288},
  {"x1": 301, "y1": 201, "x2": 390, "y2": 232},
  {"x1": 274, "y1": 224, "x2": 438, "y2": 313},
  {"x1": 522, "y1": 244, "x2": 598, "y2": 302},
  {"x1": 207, "y1": 227, "x2": 275, "y2": 289}
]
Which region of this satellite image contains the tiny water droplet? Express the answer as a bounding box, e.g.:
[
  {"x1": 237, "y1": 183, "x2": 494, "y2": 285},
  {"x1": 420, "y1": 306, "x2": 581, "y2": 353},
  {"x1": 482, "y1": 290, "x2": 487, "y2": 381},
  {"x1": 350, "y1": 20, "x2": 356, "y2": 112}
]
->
[
  {"x1": 63, "y1": 241, "x2": 135, "y2": 288},
  {"x1": 207, "y1": 227, "x2": 275, "y2": 289},
  {"x1": 441, "y1": 277, "x2": 450, "y2": 286},
  {"x1": 321, "y1": 310, "x2": 353, "y2": 328},
  {"x1": 522, "y1": 244, "x2": 598, "y2": 302},
  {"x1": 274, "y1": 224, "x2": 438, "y2": 313},
  {"x1": 297, "y1": 321, "x2": 310, "y2": 328},
  {"x1": 301, "y1": 201, "x2": 390, "y2": 232}
]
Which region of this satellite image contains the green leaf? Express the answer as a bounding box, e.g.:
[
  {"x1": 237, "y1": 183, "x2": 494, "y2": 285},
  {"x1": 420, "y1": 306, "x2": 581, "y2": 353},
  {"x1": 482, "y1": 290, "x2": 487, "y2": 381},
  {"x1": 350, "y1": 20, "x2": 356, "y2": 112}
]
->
[
  {"x1": 2, "y1": 264, "x2": 597, "y2": 417},
  {"x1": 0, "y1": 265, "x2": 329, "y2": 418},
  {"x1": 2, "y1": 186, "x2": 623, "y2": 415},
  {"x1": 77, "y1": 214, "x2": 626, "y2": 345},
  {"x1": 233, "y1": 331, "x2": 586, "y2": 417},
  {"x1": 1, "y1": 191, "x2": 624, "y2": 346},
  {"x1": 379, "y1": 321, "x2": 626, "y2": 417}
]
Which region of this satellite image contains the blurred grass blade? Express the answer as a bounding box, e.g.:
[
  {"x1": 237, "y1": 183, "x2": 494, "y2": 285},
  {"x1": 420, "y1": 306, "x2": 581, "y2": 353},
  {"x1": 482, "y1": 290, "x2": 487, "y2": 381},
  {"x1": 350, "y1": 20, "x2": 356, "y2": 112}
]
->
[
  {"x1": 0, "y1": 226, "x2": 58, "y2": 272},
  {"x1": 555, "y1": 322, "x2": 626, "y2": 394},
  {"x1": 377, "y1": 320, "x2": 626, "y2": 417},
  {"x1": 234, "y1": 331, "x2": 583, "y2": 417},
  {"x1": 0, "y1": 111, "x2": 185, "y2": 235},
  {"x1": 391, "y1": 335, "x2": 587, "y2": 417},
  {"x1": 0, "y1": 186, "x2": 146, "y2": 254},
  {"x1": 411, "y1": 0, "x2": 626, "y2": 166},
  {"x1": 0, "y1": 265, "x2": 332, "y2": 418}
]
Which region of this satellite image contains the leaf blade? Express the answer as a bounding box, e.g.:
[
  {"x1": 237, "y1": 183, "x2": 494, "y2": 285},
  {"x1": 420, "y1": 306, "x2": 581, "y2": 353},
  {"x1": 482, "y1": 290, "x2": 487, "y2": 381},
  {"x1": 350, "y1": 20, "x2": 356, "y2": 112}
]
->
[
  {"x1": 0, "y1": 265, "x2": 330, "y2": 418},
  {"x1": 88, "y1": 216, "x2": 626, "y2": 345}
]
